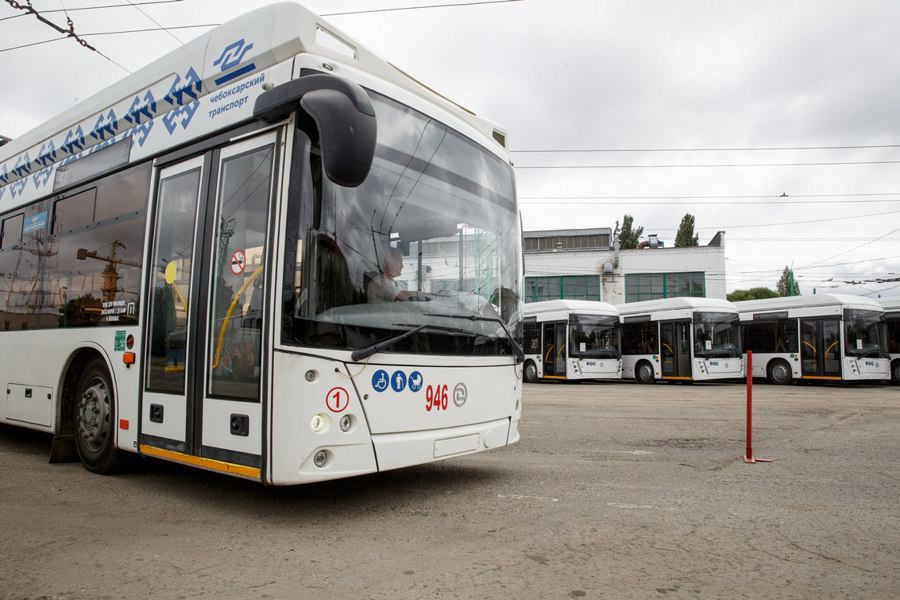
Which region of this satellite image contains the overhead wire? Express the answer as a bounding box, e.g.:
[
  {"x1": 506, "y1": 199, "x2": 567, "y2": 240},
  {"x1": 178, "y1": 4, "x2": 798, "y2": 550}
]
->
[
  {"x1": 125, "y1": 0, "x2": 183, "y2": 45},
  {"x1": 321, "y1": 0, "x2": 525, "y2": 17},
  {"x1": 0, "y1": 0, "x2": 184, "y2": 21},
  {"x1": 2, "y1": 0, "x2": 130, "y2": 71},
  {"x1": 511, "y1": 143, "x2": 900, "y2": 153}
]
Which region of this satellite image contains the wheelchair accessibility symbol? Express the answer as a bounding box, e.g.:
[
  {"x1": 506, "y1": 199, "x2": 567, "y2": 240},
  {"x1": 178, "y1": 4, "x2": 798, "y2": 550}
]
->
[{"x1": 372, "y1": 369, "x2": 389, "y2": 392}]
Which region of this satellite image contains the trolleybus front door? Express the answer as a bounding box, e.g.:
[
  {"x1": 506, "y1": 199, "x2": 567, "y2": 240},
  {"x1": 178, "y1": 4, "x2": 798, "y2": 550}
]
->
[
  {"x1": 542, "y1": 321, "x2": 567, "y2": 378},
  {"x1": 660, "y1": 320, "x2": 691, "y2": 379},
  {"x1": 800, "y1": 318, "x2": 842, "y2": 379},
  {"x1": 141, "y1": 131, "x2": 278, "y2": 478}
]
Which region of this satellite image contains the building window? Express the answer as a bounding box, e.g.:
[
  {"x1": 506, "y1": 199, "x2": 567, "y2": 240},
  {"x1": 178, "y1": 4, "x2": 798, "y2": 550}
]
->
[
  {"x1": 625, "y1": 272, "x2": 705, "y2": 303},
  {"x1": 524, "y1": 234, "x2": 610, "y2": 252},
  {"x1": 525, "y1": 275, "x2": 600, "y2": 302}
]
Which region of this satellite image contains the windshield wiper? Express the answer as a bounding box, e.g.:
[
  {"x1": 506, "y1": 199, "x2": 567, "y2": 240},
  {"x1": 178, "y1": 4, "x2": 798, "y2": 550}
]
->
[
  {"x1": 350, "y1": 323, "x2": 464, "y2": 361},
  {"x1": 424, "y1": 313, "x2": 525, "y2": 362}
]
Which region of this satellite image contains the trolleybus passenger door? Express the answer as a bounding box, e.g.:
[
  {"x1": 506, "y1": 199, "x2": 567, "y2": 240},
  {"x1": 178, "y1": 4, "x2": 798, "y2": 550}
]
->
[
  {"x1": 800, "y1": 318, "x2": 842, "y2": 379},
  {"x1": 142, "y1": 157, "x2": 204, "y2": 454},
  {"x1": 200, "y1": 133, "x2": 277, "y2": 472},
  {"x1": 141, "y1": 131, "x2": 278, "y2": 477},
  {"x1": 542, "y1": 321, "x2": 567, "y2": 378},
  {"x1": 660, "y1": 320, "x2": 691, "y2": 379}
]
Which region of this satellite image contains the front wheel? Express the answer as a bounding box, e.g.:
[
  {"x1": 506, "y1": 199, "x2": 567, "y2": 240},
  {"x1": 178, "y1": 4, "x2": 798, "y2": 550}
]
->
[
  {"x1": 892, "y1": 360, "x2": 900, "y2": 385},
  {"x1": 523, "y1": 361, "x2": 538, "y2": 383},
  {"x1": 74, "y1": 359, "x2": 127, "y2": 474},
  {"x1": 767, "y1": 359, "x2": 793, "y2": 385},
  {"x1": 636, "y1": 361, "x2": 655, "y2": 384}
]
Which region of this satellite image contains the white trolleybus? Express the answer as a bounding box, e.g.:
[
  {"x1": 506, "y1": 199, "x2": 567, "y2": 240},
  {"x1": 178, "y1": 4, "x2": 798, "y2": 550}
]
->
[
  {"x1": 0, "y1": 3, "x2": 524, "y2": 484},
  {"x1": 617, "y1": 297, "x2": 743, "y2": 383},
  {"x1": 737, "y1": 294, "x2": 890, "y2": 384},
  {"x1": 522, "y1": 300, "x2": 622, "y2": 383},
  {"x1": 878, "y1": 297, "x2": 900, "y2": 384}
]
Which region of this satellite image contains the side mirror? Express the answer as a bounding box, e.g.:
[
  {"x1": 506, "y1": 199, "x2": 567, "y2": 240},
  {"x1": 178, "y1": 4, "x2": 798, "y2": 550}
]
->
[{"x1": 254, "y1": 74, "x2": 377, "y2": 187}]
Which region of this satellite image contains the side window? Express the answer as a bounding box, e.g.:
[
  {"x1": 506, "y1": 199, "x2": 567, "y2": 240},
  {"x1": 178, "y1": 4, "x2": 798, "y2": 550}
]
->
[
  {"x1": 0, "y1": 213, "x2": 25, "y2": 330},
  {"x1": 45, "y1": 165, "x2": 150, "y2": 328},
  {"x1": 53, "y1": 189, "x2": 96, "y2": 234},
  {"x1": 1, "y1": 213, "x2": 23, "y2": 249},
  {"x1": 0, "y1": 202, "x2": 49, "y2": 330}
]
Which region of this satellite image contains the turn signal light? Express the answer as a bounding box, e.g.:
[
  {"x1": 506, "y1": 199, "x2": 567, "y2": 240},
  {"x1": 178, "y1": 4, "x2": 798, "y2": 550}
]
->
[{"x1": 123, "y1": 352, "x2": 136, "y2": 365}]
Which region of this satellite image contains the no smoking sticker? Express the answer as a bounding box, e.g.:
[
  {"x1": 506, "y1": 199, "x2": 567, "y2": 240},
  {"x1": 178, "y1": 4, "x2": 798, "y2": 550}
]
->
[{"x1": 230, "y1": 250, "x2": 246, "y2": 275}]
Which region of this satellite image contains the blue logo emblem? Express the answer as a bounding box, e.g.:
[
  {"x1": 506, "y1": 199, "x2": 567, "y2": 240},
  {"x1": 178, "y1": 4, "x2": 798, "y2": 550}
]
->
[
  {"x1": 391, "y1": 370, "x2": 407, "y2": 392},
  {"x1": 408, "y1": 371, "x2": 423, "y2": 393},
  {"x1": 214, "y1": 39, "x2": 254, "y2": 71},
  {"x1": 213, "y1": 39, "x2": 256, "y2": 86},
  {"x1": 372, "y1": 369, "x2": 389, "y2": 392}
]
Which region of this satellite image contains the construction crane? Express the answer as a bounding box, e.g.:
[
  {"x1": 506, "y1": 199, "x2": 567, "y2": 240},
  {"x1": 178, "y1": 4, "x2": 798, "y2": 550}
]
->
[{"x1": 76, "y1": 240, "x2": 141, "y2": 303}]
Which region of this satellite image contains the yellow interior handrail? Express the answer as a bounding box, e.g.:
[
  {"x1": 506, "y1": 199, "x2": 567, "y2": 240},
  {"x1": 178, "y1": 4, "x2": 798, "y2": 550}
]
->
[
  {"x1": 213, "y1": 264, "x2": 265, "y2": 369},
  {"x1": 155, "y1": 271, "x2": 189, "y2": 316}
]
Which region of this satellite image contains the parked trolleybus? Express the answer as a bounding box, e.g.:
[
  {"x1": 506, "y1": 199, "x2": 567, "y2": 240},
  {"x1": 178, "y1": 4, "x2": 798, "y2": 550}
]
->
[
  {"x1": 0, "y1": 3, "x2": 524, "y2": 484},
  {"x1": 617, "y1": 298, "x2": 743, "y2": 383},
  {"x1": 522, "y1": 300, "x2": 621, "y2": 383},
  {"x1": 879, "y1": 297, "x2": 900, "y2": 384},
  {"x1": 737, "y1": 294, "x2": 890, "y2": 384}
]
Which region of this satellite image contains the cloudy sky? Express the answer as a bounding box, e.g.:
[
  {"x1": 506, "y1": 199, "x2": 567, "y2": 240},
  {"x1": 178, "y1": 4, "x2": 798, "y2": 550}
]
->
[{"x1": 2, "y1": 0, "x2": 899, "y2": 297}]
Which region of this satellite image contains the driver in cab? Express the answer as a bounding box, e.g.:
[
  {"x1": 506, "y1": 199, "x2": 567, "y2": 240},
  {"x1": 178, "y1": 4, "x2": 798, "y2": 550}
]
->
[{"x1": 367, "y1": 247, "x2": 418, "y2": 302}]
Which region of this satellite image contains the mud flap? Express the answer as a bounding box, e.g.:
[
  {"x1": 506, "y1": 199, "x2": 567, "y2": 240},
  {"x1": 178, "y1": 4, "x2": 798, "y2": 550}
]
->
[{"x1": 49, "y1": 434, "x2": 78, "y2": 463}]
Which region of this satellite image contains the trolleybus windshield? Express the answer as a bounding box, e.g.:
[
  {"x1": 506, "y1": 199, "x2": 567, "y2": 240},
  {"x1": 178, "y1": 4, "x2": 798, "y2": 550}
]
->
[
  {"x1": 692, "y1": 311, "x2": 741, "y2": 358},
  {"x1": 843, "y1": 308, "x2": 889, "y2": 358},
  {"x1": 283, "y1": 90, "x2": 521, "y2": 357},
  {"x1": 568, "y1": 314, "x2": 621, "y2": 359}
]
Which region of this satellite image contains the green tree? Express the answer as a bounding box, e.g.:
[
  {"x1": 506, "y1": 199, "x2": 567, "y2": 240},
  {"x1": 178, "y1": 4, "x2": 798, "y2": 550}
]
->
[
  {"x1": 777, "y1": 266, "x2": 800, "y2": 296},
  {"x1": 727, "y1": 287, "x2": 779, "y2": 302},
  {"x1": 615, "y1": 214, "x2": 644, "y2": 250},
  {"x1": 674, "y1": 213, "x2": 699, "y2": 247}
]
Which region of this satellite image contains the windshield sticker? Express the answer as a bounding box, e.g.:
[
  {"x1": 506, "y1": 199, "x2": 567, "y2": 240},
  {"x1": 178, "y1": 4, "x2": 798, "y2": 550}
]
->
[
  {"x1": 391, "y1": 371, "x2": 407, "y2": 392},
  {"x1": 372, "y1": 369, "x2": 389, "y2": 392},
  {"x1": 408, "y1": 371, "x2": 423, "y2": 392}
]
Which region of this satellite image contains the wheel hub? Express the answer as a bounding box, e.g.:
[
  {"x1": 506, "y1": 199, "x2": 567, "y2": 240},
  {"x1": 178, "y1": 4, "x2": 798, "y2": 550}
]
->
[{"x1": 78, "y1": 381, "x2": 109, "y2": 451}]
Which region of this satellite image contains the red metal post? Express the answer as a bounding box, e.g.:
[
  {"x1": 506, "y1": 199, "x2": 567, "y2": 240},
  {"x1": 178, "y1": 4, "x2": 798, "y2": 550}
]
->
[
  {"x1": 744, "y1": 351, "x2": 772, "y2": 463},
  {"x1": 745, "y1": 351, "x2": 753, "y2": 462}
]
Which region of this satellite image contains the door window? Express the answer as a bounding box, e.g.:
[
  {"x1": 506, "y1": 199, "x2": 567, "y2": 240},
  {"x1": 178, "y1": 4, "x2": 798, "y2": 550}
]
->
[
  {"x1": 146, "y1": 167, "x2": 202, "y2": 393},
  {"x1": 207, "y1": 145, "x2": 274, "y2": 400}
]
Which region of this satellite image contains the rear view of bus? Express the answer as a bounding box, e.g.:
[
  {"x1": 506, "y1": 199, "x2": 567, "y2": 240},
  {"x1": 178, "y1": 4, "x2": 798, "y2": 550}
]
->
[{"x1": 0, "y1": 3, "x2": 523, "y2": 485}]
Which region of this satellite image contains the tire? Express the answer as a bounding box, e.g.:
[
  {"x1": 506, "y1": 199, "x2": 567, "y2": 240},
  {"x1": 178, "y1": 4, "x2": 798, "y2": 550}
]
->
[
  {"x1": 636, "y1": 361, "x2": 655, "y2": 384},
  {"x1": 523, "y1": 361, "x2": 538, "y2": 383},
  {"x1": 892, "y1": 360, "x2": 900, "y2": 385},
  {"x1": 767, "y1": 359, "x2": 792, "y2": 385},
  {"x1": 74, "y1": 359, "x2": 127, "y2": 474}
]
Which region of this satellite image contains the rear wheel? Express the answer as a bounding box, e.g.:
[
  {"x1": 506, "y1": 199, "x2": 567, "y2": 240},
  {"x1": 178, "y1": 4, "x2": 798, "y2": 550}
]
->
[
  {"x1": 523, "y1": 360, "x2": 538, "y2": 383},
  {"x1": 636, "y1": 361, "x2": 655, "y2": 384},
  {"x1": 767, "y1": 359, "x2": 792, "y2": 385},
  {"x1": 892, "y1": 360, "x2": 900, "y2": 385},
  {"x1": 74, "y1": 359, "x2": 127, "y2": 474}
]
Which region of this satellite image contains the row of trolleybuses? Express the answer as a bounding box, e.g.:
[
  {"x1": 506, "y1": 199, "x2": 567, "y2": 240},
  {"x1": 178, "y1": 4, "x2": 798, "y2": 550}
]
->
[{"x1": 523, "y1": 295, "x2": 899, "y2": 385}]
